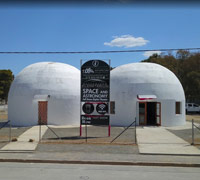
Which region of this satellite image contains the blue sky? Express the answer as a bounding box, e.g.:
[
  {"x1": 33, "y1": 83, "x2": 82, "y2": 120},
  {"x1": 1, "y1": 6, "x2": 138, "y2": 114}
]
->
[{"x1": 0, "y1": 4, "x2": 200, "y2": 75}]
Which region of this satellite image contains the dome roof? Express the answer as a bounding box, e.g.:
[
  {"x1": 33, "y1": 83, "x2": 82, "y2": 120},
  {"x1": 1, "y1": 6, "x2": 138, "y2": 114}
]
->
[
  {"x1": 8, "y1": 62, "x2": 80, "y2": 126},
  {"x1": 112, "y1": 62, "x2": 180, "y2": 85},
  {"x1": 13, "y1": 62, "x2": 79, "y2": 96},
  {"x1": 111, "y1": 62, "x2": 185, "y2": 100}
]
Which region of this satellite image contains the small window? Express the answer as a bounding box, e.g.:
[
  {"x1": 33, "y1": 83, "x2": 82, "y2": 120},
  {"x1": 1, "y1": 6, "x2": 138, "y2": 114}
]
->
[
  {"x1": 110, "y1": 101, "x2": 115, "y2": 114},
  {"x1": 176, "y1": 102, "x2": 181, "y2": 114},
  {"x1": 194, "y1": 104, "x2": 199, "y2": 107},
  {"x1": 188, "y1": 104, "x2": 192, "y2": 107}
]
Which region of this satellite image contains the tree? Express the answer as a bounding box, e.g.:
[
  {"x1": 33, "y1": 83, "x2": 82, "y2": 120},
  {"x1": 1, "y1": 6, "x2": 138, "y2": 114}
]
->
[
  {"x1": 176, "y1": 50, "x2": 190, "y2": 60},
  {"x1": 141, "y1": 51, "x2": 200, "y2": 103},
  {"x1": 0, "y1": 70, "x2": 14, "y2": 103},
  {"x1": 184, "y1": 71, "x2": 200, "y2": 101}
]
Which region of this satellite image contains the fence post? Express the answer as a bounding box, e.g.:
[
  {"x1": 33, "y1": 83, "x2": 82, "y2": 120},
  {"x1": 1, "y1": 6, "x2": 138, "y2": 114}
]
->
[
  {"x1": 39, "y1": 117, "x2": 41, "y2": 142},
  {"x1": 191, "y1": 119, "x2": 194, "y2": 145},
  {"x1": 135, "y1": 117, "x2": 137, "y2": 144},
  {"x1": 9, "y1": 120, "x2": 11, "y2": 142}
]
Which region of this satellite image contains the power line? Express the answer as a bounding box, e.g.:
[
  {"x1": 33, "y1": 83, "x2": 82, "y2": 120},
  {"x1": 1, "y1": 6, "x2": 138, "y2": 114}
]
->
[{"x1": 0, "y1": 48, "x2": 200, "y2": 54}]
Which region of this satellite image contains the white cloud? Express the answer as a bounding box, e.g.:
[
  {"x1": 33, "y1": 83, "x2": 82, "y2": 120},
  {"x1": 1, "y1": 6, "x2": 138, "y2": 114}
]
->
[
  {"x1": 143, "y1": 51, "x2": 161, "y2": 57},
  {"x1": 104, "y1": 35, "x2": 149, "y2": 48}
]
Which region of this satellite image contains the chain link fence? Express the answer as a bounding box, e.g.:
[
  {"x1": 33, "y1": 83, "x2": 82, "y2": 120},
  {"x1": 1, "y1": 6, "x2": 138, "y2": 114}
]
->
[
  {"x1": 40, "y1": 123, "x2": 137, "y2": 145},
  {"x1": 0, "y1": 104, "x2": 11, "y2": 143},
  {"x1": 191, "y1": 119, "x2": 200, "y2": 145}
]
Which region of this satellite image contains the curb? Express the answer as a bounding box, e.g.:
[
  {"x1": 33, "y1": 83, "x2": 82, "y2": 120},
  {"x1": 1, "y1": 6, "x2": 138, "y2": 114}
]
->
[
  {"x1": 0, "y1": 159, "x2": 200, "y2": 168},
  {"x1": 139, "y1": 153, "x2": 200, "y2": 156}
]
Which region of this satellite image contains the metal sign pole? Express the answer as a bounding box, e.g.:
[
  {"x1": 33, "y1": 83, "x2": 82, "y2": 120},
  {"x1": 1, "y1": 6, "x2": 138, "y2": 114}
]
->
[
  {"x1": 9, "y1": 120, "x2": 11, "y2": 142},
  {"x1": 135, "y1": 117, "x2": 137, "y2": 144},
  {"x1": 108, "y1": 125, "x2": 111, "y2": 137},
  {"x1": 108, "y1": 59, "x2": 111, "y2": 137},
  {"x1": 85, "y1": 123, "x2": 87, "y2": 143},
  {"x1": 80, "y1": 125, "x2": 82, "y2": 137}
]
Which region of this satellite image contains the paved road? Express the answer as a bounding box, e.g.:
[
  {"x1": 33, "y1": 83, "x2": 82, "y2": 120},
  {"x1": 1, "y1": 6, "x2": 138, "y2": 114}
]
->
[{"x1": 0, "y1": 162, "x2": 199, "y2": 180}]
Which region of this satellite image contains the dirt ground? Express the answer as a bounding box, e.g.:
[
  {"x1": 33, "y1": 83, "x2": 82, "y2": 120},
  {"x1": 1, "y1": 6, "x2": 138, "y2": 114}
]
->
[
  {"x1": 42, "y1": 126, "x2": 137, "y2": 145},
  {"x1": 0, "y1": 106, "x2": 8, "y2": 121},
  {"x1": 186, "y1": 114, "x2": 200, "y2": 123},
  {"x1": 168, "y1": 127, "x2": 200, "y2": 149},
  {"x1": 0, "y1": 106, "x2": 8, "y2": 122},
  {"x1": 0, "y1": 114, "x2": 7, "y2": 121},
  {"x1": 168, "y1": 114, "x2": 200, "y2": 148}
]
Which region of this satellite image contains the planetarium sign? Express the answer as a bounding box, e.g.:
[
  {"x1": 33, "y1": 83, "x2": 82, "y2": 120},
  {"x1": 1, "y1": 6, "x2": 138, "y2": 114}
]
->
[
  {"x1": 81, "y1": 60, "x2": 110, "y2": 102},
  {"x1": 80, "y1": 60, "x2": 110, "y2": 126}
]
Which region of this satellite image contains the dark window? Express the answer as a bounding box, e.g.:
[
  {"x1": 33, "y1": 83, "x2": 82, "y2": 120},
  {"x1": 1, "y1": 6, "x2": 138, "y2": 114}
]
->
[
  {"x1": 188, "y1": 104, "x2": 192, "y2": 107},
  {"x1": 139, "y1": 103, "x2": 145, "y2": 114},
  {"x1": 194, "y1": 104, "x2": 199, "y2": 107},
  {"x1": 176, "y1": 102, "x2": 181, "y2": 114}
]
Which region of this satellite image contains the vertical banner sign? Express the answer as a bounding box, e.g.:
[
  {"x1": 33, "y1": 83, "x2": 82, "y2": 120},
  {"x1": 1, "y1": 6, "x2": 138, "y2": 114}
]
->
[{"x1": 81, "y1": 60, "x2": 110, "y2": 125}]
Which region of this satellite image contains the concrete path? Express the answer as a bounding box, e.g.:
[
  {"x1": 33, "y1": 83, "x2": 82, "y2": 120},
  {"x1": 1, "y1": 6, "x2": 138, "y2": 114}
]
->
[
  {"x1": 137, "y1": 126, "x2": 200, "y2": 155},
  {"x1": 0, "y1": 126, "x2": 48, "y2": 152}
]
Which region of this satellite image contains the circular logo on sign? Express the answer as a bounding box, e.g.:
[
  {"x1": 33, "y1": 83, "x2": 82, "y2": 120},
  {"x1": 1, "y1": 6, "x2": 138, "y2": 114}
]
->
[
  {"x1": 96, "y1": 103, "x2": 108, "y2": 114},
  {"x1": 82, "y1": 103, "x2": 94, "y2": 114},
  {"x1": 92, "y1": 60, "x2": 99, "y2": 67}
]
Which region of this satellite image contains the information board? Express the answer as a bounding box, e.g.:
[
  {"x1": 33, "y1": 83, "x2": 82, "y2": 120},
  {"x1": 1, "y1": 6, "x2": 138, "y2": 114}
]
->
[
  {"x1": 81, "y1": 60, "x2": 110, "y2": 102},
  {"x1": 80, "y1": 60, "x2": 110, "y2": 126}
]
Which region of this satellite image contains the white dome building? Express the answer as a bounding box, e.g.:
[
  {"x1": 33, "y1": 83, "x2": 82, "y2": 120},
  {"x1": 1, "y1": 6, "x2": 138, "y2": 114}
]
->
[
  {"x1": 8, "y1": 62, "x2": 80, "y2": 127},
  {"x1": 110, "y1": 62, "x2": 185, "y2": 127}
]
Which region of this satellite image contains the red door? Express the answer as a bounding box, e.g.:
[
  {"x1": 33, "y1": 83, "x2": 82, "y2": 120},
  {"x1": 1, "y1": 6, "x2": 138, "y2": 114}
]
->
[{"x1": 38, "y1": 101, "x2": 48, "y2": 125}]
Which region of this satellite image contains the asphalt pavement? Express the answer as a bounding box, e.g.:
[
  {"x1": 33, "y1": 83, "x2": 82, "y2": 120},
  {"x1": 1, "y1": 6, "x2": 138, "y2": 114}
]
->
[{"x1": 0, "y1": 162, "x2": 200, "y2": 180}]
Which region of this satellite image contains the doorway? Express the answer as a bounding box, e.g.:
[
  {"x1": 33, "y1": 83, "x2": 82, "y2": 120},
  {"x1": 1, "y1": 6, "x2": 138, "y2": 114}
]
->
[
  {"x1": 139, "y1": 102, "x2": 161, "y2": 126},
  {"x1": 147, "y1": 102, "x2": 156, "y2": 125},
  {"x1": 38, "y1": 101, "x2": 48, "y2": 125}
]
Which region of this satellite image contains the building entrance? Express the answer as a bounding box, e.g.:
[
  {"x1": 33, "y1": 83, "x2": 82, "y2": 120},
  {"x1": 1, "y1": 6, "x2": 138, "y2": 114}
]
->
[{"x1": 139, "y1": 102, "x2": 161, "y2": 126}]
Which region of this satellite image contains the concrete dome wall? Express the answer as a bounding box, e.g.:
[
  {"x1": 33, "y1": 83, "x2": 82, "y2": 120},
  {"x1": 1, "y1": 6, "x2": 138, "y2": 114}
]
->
[
  {"x1": 110, "y1": 62, "x2": 185, "y2": 127},
  {"x1": 8, "y1": 62, "x2": 80, "y2": 126}
]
